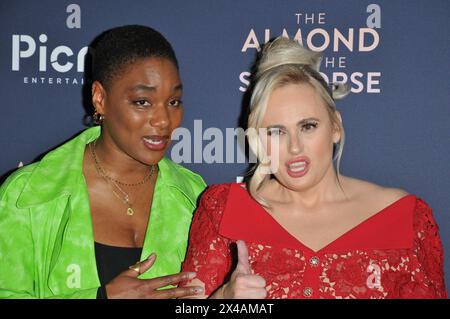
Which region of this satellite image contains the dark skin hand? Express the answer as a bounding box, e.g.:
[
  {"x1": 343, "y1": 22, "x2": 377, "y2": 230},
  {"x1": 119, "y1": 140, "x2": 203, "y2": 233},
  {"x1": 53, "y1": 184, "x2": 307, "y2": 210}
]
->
[{"x1": 106, "y1": 253, "x2": 204, "y2": 299}]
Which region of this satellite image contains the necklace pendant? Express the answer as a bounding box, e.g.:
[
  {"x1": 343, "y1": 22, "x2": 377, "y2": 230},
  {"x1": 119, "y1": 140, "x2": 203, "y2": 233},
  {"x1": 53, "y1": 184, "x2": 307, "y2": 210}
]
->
[{"x1": 127, "y1": 207, "x2": 134, "y2": 216}]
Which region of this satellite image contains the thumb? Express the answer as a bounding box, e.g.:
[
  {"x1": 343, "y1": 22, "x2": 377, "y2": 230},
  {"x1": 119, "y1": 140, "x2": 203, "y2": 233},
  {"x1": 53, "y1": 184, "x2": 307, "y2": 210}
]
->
[
  {"x1": 235, "y1": 240, "x2": 251, "y2": 275},
  {"x1": 127, "y1": 253, "x2": 156, "y2": 277}
]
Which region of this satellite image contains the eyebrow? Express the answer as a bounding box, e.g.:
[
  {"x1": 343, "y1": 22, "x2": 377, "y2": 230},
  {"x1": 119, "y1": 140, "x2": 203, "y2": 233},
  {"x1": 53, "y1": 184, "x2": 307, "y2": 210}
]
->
[
  {"x1": 173, "y1": 84, "x2": 183, "y2": 92},
  {"x1": 266, "y1": 117, "x2": 320, "y2": 129},
  {"x1": 127, "y1": 83, "x2": 183, "y2": 93}
]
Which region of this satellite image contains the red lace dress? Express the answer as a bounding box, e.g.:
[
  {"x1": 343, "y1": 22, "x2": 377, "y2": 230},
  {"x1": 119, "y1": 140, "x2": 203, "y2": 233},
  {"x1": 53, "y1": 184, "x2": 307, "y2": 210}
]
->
[{"x1": 181, "y1": 183, "x2": 447, "y2": 299}]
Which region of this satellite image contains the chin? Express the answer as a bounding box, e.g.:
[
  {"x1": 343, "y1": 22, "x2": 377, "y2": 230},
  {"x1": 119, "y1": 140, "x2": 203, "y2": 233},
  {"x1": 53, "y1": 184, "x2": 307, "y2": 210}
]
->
[
  {"x1": 285, "y1": 182, "x2": 311, "y2": 193},
  {"x1": 276, "y1": 174, "x2": 313, "y2": 192},
  {"x1": 146, "y1": 155, "x2": 165, "y2": 166},
  {"x1": 140, "y1": 143, "x2": 171, "y2": 165},
  {"x1": 136, "y1": 151, "x2": 165, "y2": 166}
]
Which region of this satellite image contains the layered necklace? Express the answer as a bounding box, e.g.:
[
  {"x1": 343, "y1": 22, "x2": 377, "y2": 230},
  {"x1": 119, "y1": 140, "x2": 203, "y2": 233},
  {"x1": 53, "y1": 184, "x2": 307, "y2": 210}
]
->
[{"x1": 90, "y1": 140, "x2": 155, "y2": 216}]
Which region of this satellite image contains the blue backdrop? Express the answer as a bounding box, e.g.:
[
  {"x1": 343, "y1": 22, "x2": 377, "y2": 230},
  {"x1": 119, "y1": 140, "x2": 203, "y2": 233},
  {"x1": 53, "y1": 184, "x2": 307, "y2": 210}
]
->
[{"x1": 1, "y1": 0, "x2": 449, "y2": 290}]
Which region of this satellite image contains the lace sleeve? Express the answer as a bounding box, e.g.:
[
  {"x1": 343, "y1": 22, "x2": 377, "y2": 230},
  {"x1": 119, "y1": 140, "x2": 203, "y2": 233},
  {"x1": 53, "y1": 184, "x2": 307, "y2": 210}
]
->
[
  {"x1": 181, "y1": 184, "x2": 233, "y2": 296},
  {"x1": 410, "y1": 198, "x2": 448, "y2": 298}
]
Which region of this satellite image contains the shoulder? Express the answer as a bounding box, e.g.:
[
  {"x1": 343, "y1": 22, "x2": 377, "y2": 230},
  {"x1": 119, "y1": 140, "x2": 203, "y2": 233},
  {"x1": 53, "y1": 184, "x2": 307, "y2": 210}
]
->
[
  {"x1": 1, "y1": 128, "x2": 97, "y2": 209},
  {"x1": 158, "y1": 158, "x2": 207, "y2": 206},
  {"x1": 377, "y1": 186, "x2": 410, "y2": 205},
  {"x1": 338, "y1": 176, "x2": 414, "y2": 220},
  {"x1": 198, "y1": 183, "x2": 235, "y2": 210},
  {"x1": 341, "y1": 176, "x2": 409, "y2": 204},
  {"x1": 344, "y1": 178, "x2": 440, "y2": 230},
  {"x1": 38, "y1": 127, "x2": 99, "y2": 164},
  {"x1": 195, "y1": 183, "x2": 237, "y2": 221},
  {"x1": 160, "y1": 158, "x2": 206, "y2": 190},
  {"x1": 410, "y1": 196, "x2": 440, "y2": 235},
  {"x1": 4, "y1": 128, "x2": 97, "y2": 192},
  {"x1": 341, "y1": 177, "x2": 442, "y2": 236}
]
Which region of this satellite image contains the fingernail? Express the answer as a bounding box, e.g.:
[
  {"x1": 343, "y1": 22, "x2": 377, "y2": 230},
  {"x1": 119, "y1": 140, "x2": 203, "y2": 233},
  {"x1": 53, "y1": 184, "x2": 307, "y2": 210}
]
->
[
  {"x1": 147, "y1": 253, "x2": 156, "y2": 261},
  {"x1": 193, "y1": 287, "x2": 204, "y2": 294}
]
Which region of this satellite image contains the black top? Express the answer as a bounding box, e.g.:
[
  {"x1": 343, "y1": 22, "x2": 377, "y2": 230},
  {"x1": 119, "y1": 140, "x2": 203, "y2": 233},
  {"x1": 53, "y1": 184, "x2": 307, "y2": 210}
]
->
[{"x1": 94, "y1": 241, "x2": 142, "y2": 296}]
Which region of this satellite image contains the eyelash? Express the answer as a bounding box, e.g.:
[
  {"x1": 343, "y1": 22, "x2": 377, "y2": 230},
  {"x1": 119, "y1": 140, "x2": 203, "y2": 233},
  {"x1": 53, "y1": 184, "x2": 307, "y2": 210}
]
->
[
  {"x1": 267, "y1": 122, "x2": 318, "y2": 136},
  {"x1": 169, "y1": 99, "x2": 183, "y2": 107},
  {"x1": 302, "y1": 122, "x2": 318, "y2": 131},
  {"x1": 132, "y1": 99, "x2": 183, "y2": 108},
  {"x1": 133, "y1": 99, "x2": 150, "y2": 107}
]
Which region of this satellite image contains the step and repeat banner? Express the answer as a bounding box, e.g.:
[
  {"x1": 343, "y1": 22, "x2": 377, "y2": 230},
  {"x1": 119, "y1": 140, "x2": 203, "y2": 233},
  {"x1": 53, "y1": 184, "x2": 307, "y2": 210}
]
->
[{"x1": 1, "y1": 1, "x2": 449, "y2": 287}]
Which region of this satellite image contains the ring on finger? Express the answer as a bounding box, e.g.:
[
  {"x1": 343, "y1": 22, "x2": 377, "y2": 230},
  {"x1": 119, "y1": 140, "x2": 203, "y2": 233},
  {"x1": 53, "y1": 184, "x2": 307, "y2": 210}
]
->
[{"x1": 128, "y1": 262, "x2": 141, "y2": 274}]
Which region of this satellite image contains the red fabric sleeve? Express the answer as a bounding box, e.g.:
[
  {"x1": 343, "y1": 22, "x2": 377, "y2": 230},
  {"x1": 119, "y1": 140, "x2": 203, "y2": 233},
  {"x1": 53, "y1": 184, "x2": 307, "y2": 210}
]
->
[
  {"x1": 404, "y1": 198, "x2": 448, "y2": 298},
  {"x1": 181, "y1": 184, "x2": 233, "y2": 296}
]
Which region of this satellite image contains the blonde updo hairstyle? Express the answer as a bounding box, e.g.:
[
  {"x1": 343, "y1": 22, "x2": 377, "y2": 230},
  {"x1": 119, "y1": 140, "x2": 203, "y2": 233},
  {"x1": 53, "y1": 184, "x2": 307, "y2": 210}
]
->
[{"x1": 246, "y1": 37, "x2": 349, "y2": 205}]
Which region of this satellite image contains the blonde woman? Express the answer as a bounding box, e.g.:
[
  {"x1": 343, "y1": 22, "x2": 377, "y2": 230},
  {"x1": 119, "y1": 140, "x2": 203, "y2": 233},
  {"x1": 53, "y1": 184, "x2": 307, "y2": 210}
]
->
[{"x1": 180, "y1": 37, "x2": 447, "y2": 299}]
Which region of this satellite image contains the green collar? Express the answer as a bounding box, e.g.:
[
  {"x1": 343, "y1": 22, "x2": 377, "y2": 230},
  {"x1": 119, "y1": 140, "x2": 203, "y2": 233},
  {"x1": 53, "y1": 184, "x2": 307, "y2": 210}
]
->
[{"x1": 16, "y1": 126, "x2": 199, "y2": 208}]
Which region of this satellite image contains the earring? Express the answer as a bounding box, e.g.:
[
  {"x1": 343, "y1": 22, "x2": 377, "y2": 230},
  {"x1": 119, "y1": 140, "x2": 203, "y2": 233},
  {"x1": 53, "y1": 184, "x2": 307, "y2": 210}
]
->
[{"x1": 92, "y1": 110, "x2": 104, "y2": 125}]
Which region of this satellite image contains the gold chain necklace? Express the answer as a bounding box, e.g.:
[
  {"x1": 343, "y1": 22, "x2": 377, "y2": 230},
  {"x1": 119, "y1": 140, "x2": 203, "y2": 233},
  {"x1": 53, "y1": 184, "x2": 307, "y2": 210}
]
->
[
  {"x1": 91, "y1": 140, "x2": 155, "y2": 187},
  {"x1": 90, "y1": 140, "x2": 155, "y2": 216}
]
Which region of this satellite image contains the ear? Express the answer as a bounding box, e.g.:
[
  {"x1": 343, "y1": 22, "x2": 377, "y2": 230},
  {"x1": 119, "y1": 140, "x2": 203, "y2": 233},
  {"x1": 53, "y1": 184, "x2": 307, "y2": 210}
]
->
[
  {"x1": 91, "y1": 81, "x2": 106, "y2": 115},
  {"x1": 332, "y1": 110, "x2": 343, "y2": 144}
]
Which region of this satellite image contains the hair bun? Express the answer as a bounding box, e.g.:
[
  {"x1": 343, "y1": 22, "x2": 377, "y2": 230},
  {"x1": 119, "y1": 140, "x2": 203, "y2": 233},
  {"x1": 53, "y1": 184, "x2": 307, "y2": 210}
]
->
[
  {"x1": 256, "y1": 37, "x2": 322, "y2": 77},
  {"x1": 257, "y1": 37, "x2": 350, "y2": 100}
]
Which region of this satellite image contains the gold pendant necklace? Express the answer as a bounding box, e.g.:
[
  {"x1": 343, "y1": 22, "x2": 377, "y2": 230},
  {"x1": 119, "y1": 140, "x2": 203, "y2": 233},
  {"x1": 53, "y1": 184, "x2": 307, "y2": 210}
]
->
[
  {"x1": 90, "y1": 140, "x2": 155, "y2": 216},
  {"x1": 110, "y1": 181, "x2": 136, "y2": 216}
]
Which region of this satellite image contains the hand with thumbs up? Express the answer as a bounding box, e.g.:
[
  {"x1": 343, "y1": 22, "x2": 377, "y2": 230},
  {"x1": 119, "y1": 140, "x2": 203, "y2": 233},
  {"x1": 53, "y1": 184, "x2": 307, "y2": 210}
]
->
[
  {"x1": 211, "y1": 240, "x2": 267, "y2": 299},
  {"x1": 105, "y1": 253, "x2": 204, "y2": 299}
]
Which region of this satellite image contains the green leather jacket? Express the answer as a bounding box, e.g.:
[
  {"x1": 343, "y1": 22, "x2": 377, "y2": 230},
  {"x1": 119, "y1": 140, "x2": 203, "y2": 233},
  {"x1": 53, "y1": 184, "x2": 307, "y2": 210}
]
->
[{"x1": 0, "y1": 127, "x2": 206, "y2": 298}]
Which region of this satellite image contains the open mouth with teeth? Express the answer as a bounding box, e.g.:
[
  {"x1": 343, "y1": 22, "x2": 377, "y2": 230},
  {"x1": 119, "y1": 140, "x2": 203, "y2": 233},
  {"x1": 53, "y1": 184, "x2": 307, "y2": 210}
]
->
[
  {"x1": 286, "y1": 158, "x2": 310, "y2": 177},
  {"x1": 143, "y1": 136, "x2": 169, "y2": 151},
  {"x1": 289, "y1": 161, "x2": 307, "y2": 172},
  {"x1": 144, "y1": 137, "x2": 164, "y2": 145}
]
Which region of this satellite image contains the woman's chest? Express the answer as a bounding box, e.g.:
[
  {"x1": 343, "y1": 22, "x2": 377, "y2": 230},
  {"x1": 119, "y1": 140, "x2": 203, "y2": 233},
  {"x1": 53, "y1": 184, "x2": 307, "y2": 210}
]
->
[{"x1": 244, "y1": 243, "x2": 419, "y2": 298}]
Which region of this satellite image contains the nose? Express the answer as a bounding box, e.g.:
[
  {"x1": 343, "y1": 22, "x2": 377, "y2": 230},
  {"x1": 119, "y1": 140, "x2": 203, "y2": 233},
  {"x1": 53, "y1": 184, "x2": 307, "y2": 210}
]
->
[
  {"x1": 288, "y1": 132, "x2": 303, "y2": 155},
  {"x1": 150, "y1": 105, "x2": 170, "y2": 129}
]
